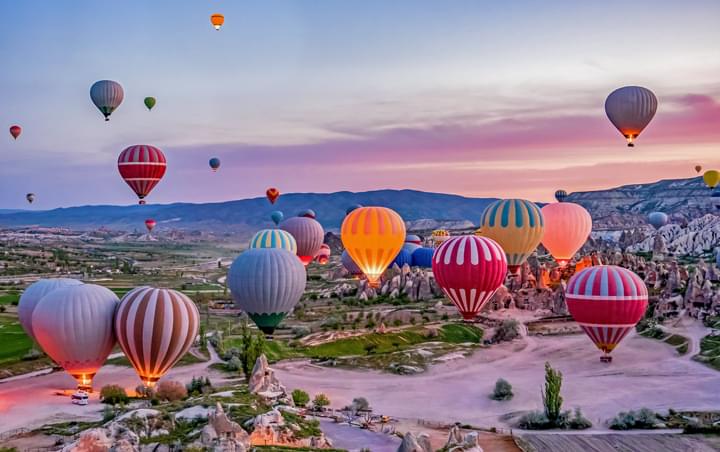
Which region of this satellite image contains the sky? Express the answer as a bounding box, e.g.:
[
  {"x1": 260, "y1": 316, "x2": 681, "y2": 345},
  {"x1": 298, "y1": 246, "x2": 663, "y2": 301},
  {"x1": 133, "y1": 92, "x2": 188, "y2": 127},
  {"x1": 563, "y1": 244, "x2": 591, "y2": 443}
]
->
[{"x1": 1, "y1": 0, "x2": 719, "y2": 209}]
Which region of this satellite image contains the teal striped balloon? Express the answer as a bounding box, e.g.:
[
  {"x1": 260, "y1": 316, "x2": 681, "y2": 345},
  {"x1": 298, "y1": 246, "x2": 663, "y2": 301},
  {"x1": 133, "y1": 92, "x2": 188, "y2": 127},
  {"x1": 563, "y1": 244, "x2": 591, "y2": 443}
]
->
[{"x1": 249, "y1": 229, "x2": 297, "y2": 255}]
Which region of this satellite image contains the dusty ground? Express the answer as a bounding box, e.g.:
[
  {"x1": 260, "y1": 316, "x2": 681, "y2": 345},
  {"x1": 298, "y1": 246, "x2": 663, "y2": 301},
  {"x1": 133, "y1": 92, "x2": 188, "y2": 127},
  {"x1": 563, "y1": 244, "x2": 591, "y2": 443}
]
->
[
  {"x1": 519, "y1": 432, "x2": 720, "y2": 452},
  {"x1": 275, "y1": 320, "x2": 720, "y2": 431}
]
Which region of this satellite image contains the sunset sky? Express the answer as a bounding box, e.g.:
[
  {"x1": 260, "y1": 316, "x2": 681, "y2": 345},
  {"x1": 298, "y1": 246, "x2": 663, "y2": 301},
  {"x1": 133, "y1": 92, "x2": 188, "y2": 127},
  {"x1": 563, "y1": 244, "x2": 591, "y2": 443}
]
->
[{"x1": 1, "y1": 0, "x2": 719, "y2": 209}]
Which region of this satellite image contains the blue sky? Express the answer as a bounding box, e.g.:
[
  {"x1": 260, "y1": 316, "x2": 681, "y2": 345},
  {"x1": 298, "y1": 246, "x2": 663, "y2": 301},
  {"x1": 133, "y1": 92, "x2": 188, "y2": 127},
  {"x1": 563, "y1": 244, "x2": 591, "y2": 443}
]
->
[{"x1": 1, "y1": 1, "x2": 719, "y2": 209}]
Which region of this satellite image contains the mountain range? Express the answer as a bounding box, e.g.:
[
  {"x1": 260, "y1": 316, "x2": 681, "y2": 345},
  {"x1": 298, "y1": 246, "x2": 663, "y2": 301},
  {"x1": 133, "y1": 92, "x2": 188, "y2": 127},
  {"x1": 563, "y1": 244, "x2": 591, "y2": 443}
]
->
[{"x1": 0, "y1": 177, "x2": 715, "y2": 234}]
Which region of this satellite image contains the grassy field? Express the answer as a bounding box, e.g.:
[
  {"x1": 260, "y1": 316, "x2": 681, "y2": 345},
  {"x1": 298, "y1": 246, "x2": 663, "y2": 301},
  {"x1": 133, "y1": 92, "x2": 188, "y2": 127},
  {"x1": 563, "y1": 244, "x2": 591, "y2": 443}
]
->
[
  {"x1": 0, "y1": 292, "x2": 20, "y2": 305},
  {"x1": 0, "y1": 315, "x2": 34, "y2": 364}
]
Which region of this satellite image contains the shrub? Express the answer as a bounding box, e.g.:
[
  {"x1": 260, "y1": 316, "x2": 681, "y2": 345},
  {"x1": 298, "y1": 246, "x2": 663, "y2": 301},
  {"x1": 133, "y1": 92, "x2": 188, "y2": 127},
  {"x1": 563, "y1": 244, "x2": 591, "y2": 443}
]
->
[
  {"x1": 22, "y1": 349, "x2": 42, "y2": 361},
  {"x1": 313, "y1": 393, "x2": 330, "y2": 410},
  {"x1": 102, "y1": 405, "x2": 117, "y2": 422},
  {"x1": 517, "y1": 410, "x2": 550, "y2": 429},
  {"x1": 186, "y1": 376, "x2": 213, "y2": 396},
  {"x1": 226, "y1": 356, "x2": 242, "y2": 372},
  {"x1": 100, "y1": 384, "x2": 129, "y2": 405},
  {"x1": 609, "y1": 408, "x2": 658, "y2": 430},
  {"x1": 568, "y1": 408, "x2": 592, "y2": 430},
  {"x1": 155, "y1": 380, "x2": 188, "y2": 401},
  {"x1": 491, "y1": 378, "x2": 514, "y2": 401},
  {"x1": 292, "y1": 389, "x2": 310, "y2": 407},
  {"x1": 352, "y1": 397, "x2": 370, "y2": 412},
  {"x1": 494, "y1": 319, "x2": 520, "y2": 342}
]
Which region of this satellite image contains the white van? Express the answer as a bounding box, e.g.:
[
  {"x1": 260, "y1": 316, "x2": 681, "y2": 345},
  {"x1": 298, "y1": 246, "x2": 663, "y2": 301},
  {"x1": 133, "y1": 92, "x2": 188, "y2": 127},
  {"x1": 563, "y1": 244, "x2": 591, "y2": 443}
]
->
[{"x1": 71, "y1": 390, "x2": 89, "y2": 406}]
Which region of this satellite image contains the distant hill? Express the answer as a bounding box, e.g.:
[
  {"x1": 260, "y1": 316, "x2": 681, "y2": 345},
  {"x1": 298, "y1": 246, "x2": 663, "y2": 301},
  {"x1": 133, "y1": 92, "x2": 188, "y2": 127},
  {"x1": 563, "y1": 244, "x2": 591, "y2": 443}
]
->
[{"x1": 0, "y1": 190, "x2": 497, "y2": 233}]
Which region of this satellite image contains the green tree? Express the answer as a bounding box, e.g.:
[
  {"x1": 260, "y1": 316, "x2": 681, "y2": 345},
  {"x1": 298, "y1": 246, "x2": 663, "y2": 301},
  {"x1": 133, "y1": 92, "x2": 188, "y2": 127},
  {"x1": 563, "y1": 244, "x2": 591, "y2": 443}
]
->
[
  {"x1": 236, "y1": 321, "x2": 266, "y2": 377},
  {"x1": 292, "y1": 389, "x2": 310, "y2": 407},
  {"x1": 491, "y1": 378, "x2": 514, "y2": 401},
  {"x1": 542, "y1": 362, "x2": 563, "y2": 424},
  {"x1": 100, "y1": 384, "x2": 129, "y2": 405},
  {"x1": 313, "y1": 393, "x2": 331, "y2": 410}
]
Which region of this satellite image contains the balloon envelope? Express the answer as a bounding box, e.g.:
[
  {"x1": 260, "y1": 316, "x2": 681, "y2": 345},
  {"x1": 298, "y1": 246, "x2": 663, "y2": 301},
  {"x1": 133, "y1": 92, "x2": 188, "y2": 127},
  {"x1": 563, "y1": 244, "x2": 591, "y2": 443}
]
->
[
  {"x1": 26, "y1": 193, "x2": 35, "y2": 204},
  {"x1": 648, "y1": 212, "x2": 668, "y2": 229},
  {"x1": 405, "y1": 234, "x2": 422, "y2": 245},
  {"x1": 341, "y1": 207, "x2": 406, "y2": 286},
  {"x1": 431, "y1": 229, "x2": 450, "y2": 247},
  {"x1": 210, "y1": 13, "x2": 224, "y2": 30},
  {"x1": 32, "y1": 284, "x2": 119, "y2": 389},
  {"x1": 145, "y1": 219, "x2": 156, "y2": 232},
  {"x1": 315, "y1": 243, "x2": 331, "y2": 264},
  {"x1": 432, "y1": 236, "x2": 507, "y2": 320},
  {"x1": 18, "y1": 278, "x2": 84, "y2": 341},
  {"x1": 480, "y1": 199, "x2": 544, "y2": 273},
  {"x1": 411, "y1": 247, "x2": 434, "y2": 268},
  {"x1": 280, "y1": 216, "x2": 324, "y2": 265},
  {"x1": 271, "y1": 211, "x2": 284, "y2": 225},
  {"x1": 554, "y1": 189, "x2": 568, "y2": 203},
  {"x1": 209, "y1": 157, "x2": 221, "y2": 171},
  {"x1": 9, "y1": 125, "x2": 21, "y2": 140},
  {"x1": 541, "y1": 202, "x2": 592, "y2": 267},
  {"x1": 346, "y1": 204, "x2": 363, "y2": 216},
  {"x1": 90, "y1": 80, "x2": 124, "y2": 121},
  {"x1": 115, "y1": 287, "x2": 199, "y2": 386},
  {"x1": 703, "y1": 170, "x2": 720, "y2": 189},
  {"x1": 266, "y1": 188, "x2": 280, "y2": 204},
  {"x1": 117, "y1": 145, "x2": 167, "y2": 204},
  {"x1": 566, "y1": 266, "x2": 648, "y2": 358},
  {"x1": 144, "y1": 97, "x2": 156, "y2": 111},
  {"x1": 695, "y1": 165, "x2": 702, "y2": 174},
  {"x1": 604, "y1": 86, "x2": 657, "y2": 147},
  {"x1": 227, "y1": 248, "x2": 306, "y2": 334},
  {"x1": 249, "y1": 229, "x2": 297, "y2": 255},
  {"x1": 299, "y1": 209, "x2": 316, "y2": 219},
  {"x1": 389, "y1": 247, "x2": 413, "y2": 269}
]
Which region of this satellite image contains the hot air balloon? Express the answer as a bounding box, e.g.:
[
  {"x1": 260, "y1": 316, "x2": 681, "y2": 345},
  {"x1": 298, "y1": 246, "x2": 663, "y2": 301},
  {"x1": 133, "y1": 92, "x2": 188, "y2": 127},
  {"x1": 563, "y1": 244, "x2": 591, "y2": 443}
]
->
[
  {"x1": 703, "y1": 170, "x2": 720, "y2": 189},
  {"x1": 541, "y1": 203, "x2": 592, "y2": 268},
  {"x1": 341, "y1": 250, "x2": 363, "y2": 276},
  {"x1": 266, "y1": 187, "x2": 280, "y2": 204},
  {"x1": 406, "y1": 234, "x2": 422, "y2": 245},
  {"x1": 280, "y1": 216, "x2": 324, "y2": 265},
  {"x1": 9, "y1": 125, "x2": 21, "y2": 140},
  {"x1": 389, "y1": 247, "x2": 413, "y2": 269},
  {"x1": 648, "y1": 212, "x2": 668, "y2": 229},
  {"x1": 210, "y1": 13, "x2": 224, "y2": 30},
  {"x1": 249, "y1": 229, "x2": 297, "y2": 254},
  {"x1": 145, "y1": 218, "x2": 157, "y2": 233},
  {"x1": 402, "y1": 242, "x2": 421, "y2": 256},
  {"x1": 695, "y1": 165, "x2": 703, "y2": 174},
  {"x1": 144, "y1": 97, "x2": 156, "y2": 111},
  {"x1": 433, "y1": 236, "x2": 507, "y2": 320},
  {"x1": 411, "y1": 247, "x2": 434, "y2": 269},
  {"x1": 315, "y1": 244, "x2": 331, "y2": 264},
  {"x1": 26, "y1": 193, "x2": 35, "y2": 204},
  {"x1": 554, "y1": 189, "x2": 568, "y2": 203},
  {"x1": 18, "y1": 278, "x2": 84, "y2": 341},
  {"x1": 209, "y1": 157, "x2": 220, "y2": 172},
  {"x1": 346, "y1": 204, "x2": 363, "y2": 216},
  {"x1": 271, "y1": 211, "x2": 284, "y2": 225},
  {"x1": 341, "y1": 206, "x2": 405, "y2": 286},
  {"x1": 117, "y1": 145, "x2": 167, "y2": 204},
  {"x1": 566, "y1": 266, "x2": 648, "y2": 362},
  {"x1": 227, "y1": 248, "x2": 306, "y2": 334},
  {"x1": 90, "y1": 80, "x2": 124, "y2": 121},
  {"x1": 32, "y1": 284, "x2": 119, "y2": 389},
  {"x1": 479, "y1": 199, "x2": 544, "y2": 274},
  {"x1": 431, "y1": 229, "x2": 450, "y2": 248},
  {"x1": 604, "y1": 86, "x2": 657, "y2": 147},
  {"x1": 115, "y1": 287, "x2": 199, "y2": 387},
  {"x1": 299, "y1": 209, "x2": 316, "y2": 219}
]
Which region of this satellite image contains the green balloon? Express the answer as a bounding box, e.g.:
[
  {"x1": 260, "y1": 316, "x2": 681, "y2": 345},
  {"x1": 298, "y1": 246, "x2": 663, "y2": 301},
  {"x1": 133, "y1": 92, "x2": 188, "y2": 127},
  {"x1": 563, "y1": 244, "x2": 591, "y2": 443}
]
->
[{"x1": 144, "y1": 97, "x2": 156, "y2": 111}]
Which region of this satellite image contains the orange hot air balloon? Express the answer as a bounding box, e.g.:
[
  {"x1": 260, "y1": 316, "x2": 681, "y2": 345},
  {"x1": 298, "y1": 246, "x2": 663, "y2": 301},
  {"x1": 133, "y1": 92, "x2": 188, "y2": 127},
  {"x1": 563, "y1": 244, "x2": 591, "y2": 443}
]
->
[
  {"x1": 266, "y1": 187, "x2": 280, "y2": 204},
  {"x1": 341, "y1": 207, "x2": 406, "y2": 287},
  {"x1": 210, "y1": 13, "x2": 224, "y2": 30},
  {"x1": 541, "y1": 202, "x2": 592, "y2": 268}
]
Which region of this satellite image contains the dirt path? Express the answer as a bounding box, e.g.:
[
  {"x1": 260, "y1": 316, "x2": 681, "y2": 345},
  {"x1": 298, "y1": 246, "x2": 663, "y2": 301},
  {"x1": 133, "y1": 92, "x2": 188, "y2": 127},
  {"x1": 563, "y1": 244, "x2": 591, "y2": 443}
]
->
[{"x1": 275, "y1": 328, "x2": 720, "y2": 432}]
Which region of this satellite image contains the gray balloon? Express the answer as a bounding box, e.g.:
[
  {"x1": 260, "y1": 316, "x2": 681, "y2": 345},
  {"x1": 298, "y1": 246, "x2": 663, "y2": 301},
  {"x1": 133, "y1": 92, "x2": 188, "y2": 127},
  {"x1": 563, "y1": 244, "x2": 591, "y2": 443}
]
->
[
  {"x1": 280, "y1": 216, "x2": 324, "y2": 263},
  {"x1": 18, "y1": 278, "x2": 84, "y2": 340},
  {"x1": 227, "y1": 248, "x2": 306, "y2": 334}
]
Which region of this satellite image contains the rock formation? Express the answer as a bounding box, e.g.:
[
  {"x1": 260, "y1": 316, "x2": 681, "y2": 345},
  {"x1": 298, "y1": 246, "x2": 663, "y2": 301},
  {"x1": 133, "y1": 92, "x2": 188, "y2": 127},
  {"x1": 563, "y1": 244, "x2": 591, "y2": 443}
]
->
[
  {"x1": 200, "y1": 402, "x2": 250, "y2": 452},
  {"x1": 397, "y1": 431, "x2": 433, "y2": 452},
  {"x1": 249, "y1": 354, "x2": 291, "y2": 403}
]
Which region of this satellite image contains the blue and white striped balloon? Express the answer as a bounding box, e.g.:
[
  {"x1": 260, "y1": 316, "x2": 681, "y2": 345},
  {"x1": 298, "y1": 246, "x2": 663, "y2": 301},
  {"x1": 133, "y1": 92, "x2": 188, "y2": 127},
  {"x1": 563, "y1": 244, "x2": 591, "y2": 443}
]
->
[{"x1": 249, "y1": 229, "x2": 297, "y2": 254}]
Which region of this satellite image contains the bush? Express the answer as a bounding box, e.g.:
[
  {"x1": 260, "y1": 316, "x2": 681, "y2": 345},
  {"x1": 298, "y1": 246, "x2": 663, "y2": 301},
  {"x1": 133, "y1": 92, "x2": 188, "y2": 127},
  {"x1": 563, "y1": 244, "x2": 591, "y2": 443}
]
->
[
  {"x1": 313, "y1": 393, "x2": 330, "y2": 410},
  {"x1": 155, "y1": 380, "x2": 188, "y2": 402},
  {"x1": 226, "y1": 356, "x2": 242, "y2": 371},
  {"x1": 292, "y1": 389, "x2": 310, "y2": 407},
  {"x1": 491, "y1": 378, "x2": 514, "y2": 401},
  {"x1": 100, "y1": 384, "x2": 129, "y2": 405},
  {"x1": 186, "y1": 376, "x2": 213, "y2": 396},
  {"x1": 494, "y1": 319, "x2": 520, "y2": 343},
  {"x1": 568, "y1": 408, "x2": 592, "y2": 430},
  {"x1": 22, "y1": 348, "x2": 42, "y2": 361},
  {"x1": 518, "y1": 410, "x2": 551, "y2": 429},
  {"x1": 609, "y1": 408, "x2": 658, "y2": 430}
]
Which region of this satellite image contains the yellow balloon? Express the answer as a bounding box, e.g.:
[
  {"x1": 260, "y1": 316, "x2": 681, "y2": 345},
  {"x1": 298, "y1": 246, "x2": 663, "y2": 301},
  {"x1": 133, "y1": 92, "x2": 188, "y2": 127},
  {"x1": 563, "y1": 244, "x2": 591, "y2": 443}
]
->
[
  {"x1": 480, "y1": 199, "x2": 544, "y2": 273},
  {"x1": 703, "y1": 170, "x2": 720, "y2": 189},
  {"x1": 431, "y1": 229, "x2": 450, "y2": 247},
  {"x1": 341, "y1": 207, "x2": 405, "y2": 287}
]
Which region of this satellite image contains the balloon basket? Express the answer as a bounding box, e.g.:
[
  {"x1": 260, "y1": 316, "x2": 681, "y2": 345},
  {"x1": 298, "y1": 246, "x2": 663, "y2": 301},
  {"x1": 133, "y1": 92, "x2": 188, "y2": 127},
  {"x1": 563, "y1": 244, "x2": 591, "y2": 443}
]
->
[{"x1": 600, "y1": 355, "x2": 612, "y2": 363}]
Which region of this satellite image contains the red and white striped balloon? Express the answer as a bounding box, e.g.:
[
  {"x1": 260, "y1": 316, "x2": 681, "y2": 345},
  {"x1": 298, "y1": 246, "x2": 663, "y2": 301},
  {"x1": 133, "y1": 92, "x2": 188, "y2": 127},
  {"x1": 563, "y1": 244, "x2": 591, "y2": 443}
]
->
[
  {"x1": 117, "y1": 145, "x2": 167, "y2": 204},
  {"x1": 114, "y1": 287, "x2": 199, "y2": 387},
  {"x1": 432, "y1": 235, "x2": 508, "y2": 320},
  {"x1": 566, "y1": 265, "x2": 648, "y2": 360}
]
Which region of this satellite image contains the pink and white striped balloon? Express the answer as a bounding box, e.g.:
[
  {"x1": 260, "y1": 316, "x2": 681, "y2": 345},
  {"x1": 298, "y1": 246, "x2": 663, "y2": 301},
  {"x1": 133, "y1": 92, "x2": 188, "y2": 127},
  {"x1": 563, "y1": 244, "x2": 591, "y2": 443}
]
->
[{"x1": 432, "y1": 235, "x2": 508, "y2": 320}]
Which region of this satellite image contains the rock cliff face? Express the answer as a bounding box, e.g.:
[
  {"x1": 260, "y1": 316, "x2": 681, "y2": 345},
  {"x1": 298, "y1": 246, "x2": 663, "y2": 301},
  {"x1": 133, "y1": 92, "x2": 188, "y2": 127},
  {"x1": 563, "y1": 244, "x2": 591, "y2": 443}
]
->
[{"x1": 628, "y1": 214, "x2": 720, "y2": 256}]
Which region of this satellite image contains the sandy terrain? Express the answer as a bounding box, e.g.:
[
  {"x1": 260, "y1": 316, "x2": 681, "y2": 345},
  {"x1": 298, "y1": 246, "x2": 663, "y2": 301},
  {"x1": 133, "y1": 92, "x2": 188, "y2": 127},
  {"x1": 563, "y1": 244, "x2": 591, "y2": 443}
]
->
[{"x1": 275, "y1": 322, "x2": 720, "y2": 431}]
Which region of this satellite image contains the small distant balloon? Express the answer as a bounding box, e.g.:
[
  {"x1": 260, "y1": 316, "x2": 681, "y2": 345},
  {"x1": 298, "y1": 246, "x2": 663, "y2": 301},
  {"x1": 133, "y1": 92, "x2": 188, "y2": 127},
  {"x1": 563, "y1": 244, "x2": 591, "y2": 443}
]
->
[
  {"x1": 554, "y1": 189, "x2": 568, "y2": 203},
  {"x1": 266, "y1": 187, "x2": 280, "y2": 204},
  {"x1": 695, "y1": 165, "x2": 703, "y2": 174},
  {"x1": 145, "y1": 218, "x2": 156, "y2": 233},
  {"x1": 26, "y1": 193, "x2": 35, "y2": 204},
  {"x1": 271, "y1": 210, "x2": 284, "y2": 225},
  {"x1": 90, "y1": 80, "x2": 124, "y2": 121},
  {"x1": 703, "y1": 170, "x2": 720, "y2": 189},
  {"x1": 346, "y1": 204, "x2": 363, "y2": 216},
  {"x1": 9, "y1": 125, "x2": 21, "y2": 140},
  {"x1": 209, "y1": 157, "x2": 221, "y2": 172},
  {"x1": 299, "y1": 209, "x2": 316, "y2": 219},
  {"x1": 648, "y1": 212, "x2": 668, "y2": 229},
  {"x1": 144, "y1": 97, "x2": 156, "y2": 111},
  {"x1": 605, "y1": 86, "x2": 657, "y2": 147},
  {"x1": 210, "y1": 13, "x2": 224, "y2": 30}
]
